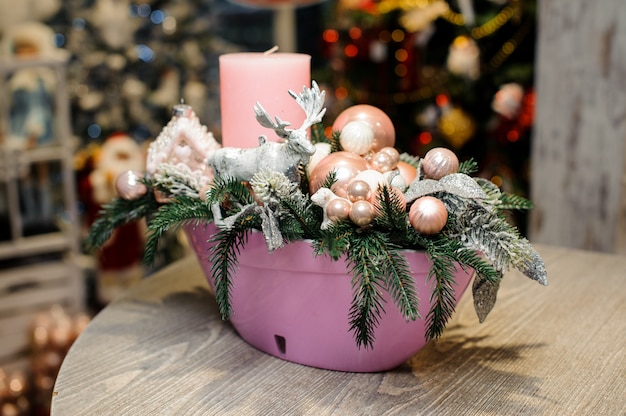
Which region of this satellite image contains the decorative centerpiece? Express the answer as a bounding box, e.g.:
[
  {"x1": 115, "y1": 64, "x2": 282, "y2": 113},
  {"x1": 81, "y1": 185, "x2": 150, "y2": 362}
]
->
[{"x1": 86, "y1": 80, "x2": 547, "y2": 372}]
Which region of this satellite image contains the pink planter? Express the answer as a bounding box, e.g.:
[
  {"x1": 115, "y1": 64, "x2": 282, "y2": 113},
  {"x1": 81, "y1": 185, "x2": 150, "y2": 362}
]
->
[{"x1": 185, "y1": 223, "x2": 473, "y2": 372}]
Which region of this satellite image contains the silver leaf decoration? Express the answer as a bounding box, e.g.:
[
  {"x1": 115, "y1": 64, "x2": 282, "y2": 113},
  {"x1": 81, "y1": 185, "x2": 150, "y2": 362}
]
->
[
  {"x1": 259, "y1": 207, "x2": 284, "y2": 252},
  {"x1": 472, "y1": 274, "x2": 501, "y2": 323},
  {"x1": 404, "y1": 173, "x2": 487, "y2": 203}
]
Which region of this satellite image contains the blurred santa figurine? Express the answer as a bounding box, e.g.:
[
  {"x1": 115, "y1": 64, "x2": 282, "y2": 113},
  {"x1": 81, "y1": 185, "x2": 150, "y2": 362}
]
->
[{"x1": 79, "y1": 133, "x2": 146, "y2": 306}]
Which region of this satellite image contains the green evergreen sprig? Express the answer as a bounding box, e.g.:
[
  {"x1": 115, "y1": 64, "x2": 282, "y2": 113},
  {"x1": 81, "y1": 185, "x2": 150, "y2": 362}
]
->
[
  {"x1": 144, "y1": 195, "x2": 214, "y2": 264},
  {"x1": 84, "y1": 192, "x2": 159, "y2": 251}
]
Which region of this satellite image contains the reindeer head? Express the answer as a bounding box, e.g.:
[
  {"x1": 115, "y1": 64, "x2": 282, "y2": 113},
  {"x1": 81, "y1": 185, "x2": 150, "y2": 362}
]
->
[{"x1": 254, "y1": 81, "x2": 326, "y2": 163}]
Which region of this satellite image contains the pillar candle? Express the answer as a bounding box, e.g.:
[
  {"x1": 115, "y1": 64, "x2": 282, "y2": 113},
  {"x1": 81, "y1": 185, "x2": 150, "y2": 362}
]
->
[{"x1": 219, "y1": 52, "x2": 311, "y2": 148}]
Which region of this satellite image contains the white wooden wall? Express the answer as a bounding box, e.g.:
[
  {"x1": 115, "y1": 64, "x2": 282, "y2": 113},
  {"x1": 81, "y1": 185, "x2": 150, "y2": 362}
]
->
[{"x1": 529, "y1": 0, "x2": 626, "y2": 253}]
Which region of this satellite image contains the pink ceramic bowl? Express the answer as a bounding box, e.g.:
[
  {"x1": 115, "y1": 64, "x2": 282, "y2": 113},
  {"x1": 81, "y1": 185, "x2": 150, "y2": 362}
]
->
[{"x1": 185, "y1": 223, "x2": 473, "y2": 372}]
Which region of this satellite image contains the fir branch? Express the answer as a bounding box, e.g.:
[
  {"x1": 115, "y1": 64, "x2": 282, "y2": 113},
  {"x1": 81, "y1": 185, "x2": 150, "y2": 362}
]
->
[
  {"x1": 458, "y1": 158, "x2": 479, "y2": 175},
  {"x1": 345, "y1": 231, "x2": 387, "y2": 349},
  {"x1": 329, "y1": 130, "x2": 343, "y2": 153},
  {"x1": 399, "y1": 152, "x2": 420, "y2": 168},
  {"x1": 312, "y1": 222, "x2": 352, "y2": 260},
  {"x1": 423, "y1": 240, "x2": 459, "y2": 340},
  {"x1": 279, "y1": 194, "x2": 323, "y2": 240},
  {"x1": 85, "y1": 193, "x2": 159, "y2": 251},
  {"x1": 209, "y1": 214, "x2": 259, "y2": 321},
  {"x1": 376, "y1": 238, "x2": 420, "y2": 322},
  {"x1": 498, "y1": 192, "x2": 534, "y2": 211},
  {"x1": 373, "y1": 184, "x2": 409, "y2": 231},
  {"x1": 450, "y1": 205, "x2": 545, "y2": 284},
  {"x1": 318, "y1": 170, "x2": 338, "y2": 191},
  {"x1": 144, "y1": 195, "x2": 213, "y2": 264},
  {"x1": 206, "y1": 176, "x2": 254, "y2": 214}
]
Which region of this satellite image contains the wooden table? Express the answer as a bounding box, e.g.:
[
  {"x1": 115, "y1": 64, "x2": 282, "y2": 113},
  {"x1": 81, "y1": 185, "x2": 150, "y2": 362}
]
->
[{"x1": 51, "y1": 245, "x2": 625, "y2": 415}]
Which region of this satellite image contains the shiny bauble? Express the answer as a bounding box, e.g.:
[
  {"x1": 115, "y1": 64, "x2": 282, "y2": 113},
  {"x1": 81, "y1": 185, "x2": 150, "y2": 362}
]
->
[
  {"x1": 353, "y1": 169, "x2": 386, "y2": 200},
  {"x1": 309, "y1": 151, "x2": 368, "y2": 198},
  {"x1": 368, "y1": 151, "x2": 396, "y2": 173},
  {"x1": 346, "y1": 180, "x2": 372, "y2": 202},
  {"x1": 421, "y1": 147, "x2": 459, "y2": 180},
  {"x1": 326, "y1": 198, "x2": 352, "y2": 223},
  {"x1": 339, "y1": 121, "x2": 375, "y2": 155},
  {"x1": 333, "y1": 104, "x2": 395, "y2": 152},
  {"x1": 409, "y1": 196, "x2": 448, "y2": 235},
  {"x1": 115, "y1": 170, "x2": 147, "y2": 200},
  {"x1": 349, "y1": 200, "x2": 375, "y2": 226},
  {"x1": 379, "y1": 146, "x2": 400, "y2": 165},
  {"x1": 396, "y1": 161, "x2": 418, "y2": 184},
  {"x1": 306, "y1": 142, "x2": 332, "y2": 176}
]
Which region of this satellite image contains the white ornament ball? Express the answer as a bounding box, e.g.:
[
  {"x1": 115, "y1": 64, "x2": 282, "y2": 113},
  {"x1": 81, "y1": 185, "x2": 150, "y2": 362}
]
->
[
  {"x1": 115, "y1": 170, "x2": 147, "y2": 200},
  {"x1": 383, "y1": 170, "x2": 407, "y2": 191},
  {"x1": 422, "y1": 147, "x2": 459, "y2": 180},
  {"x1": 340, "y1": 120, "x2": 375, "y2": 155},
  {"x1": 306, "y1": 142, "x2": 332, "y2": 176},
  {"x1": 409, "y1": 196, "x2": 448, "y2": 235}
]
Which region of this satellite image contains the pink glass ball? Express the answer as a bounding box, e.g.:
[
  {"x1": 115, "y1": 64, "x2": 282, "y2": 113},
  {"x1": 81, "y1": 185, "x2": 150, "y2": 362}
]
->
[
  {"x1": 349, "y1": 200, "x2": 375, "y2": 226},
  {"x1": 346, "y1": 180, "x2": 372, "y2": 202},
  {"x1": 326, "y1": 198, "x2": 352, "y2": 223},
  {"x1": 115, "y1": 170, "x2": 147, "y2": 200},
  {"x1": 309, "y1": 151, "x2": 368, "y2": 198},
  {"x1": 422, "y1": 147, "x2": 459, "y2": 180},
  {"x1": 333, "y1": 105, "x2": 396, "y2": 152},
  {"x1": 409, "y1": 196, "x2": 448, "y2": 235}
]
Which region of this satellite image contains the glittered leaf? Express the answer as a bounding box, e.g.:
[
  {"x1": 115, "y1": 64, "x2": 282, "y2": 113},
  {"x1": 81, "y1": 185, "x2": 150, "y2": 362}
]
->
[{"x1": 472, "y1": 274, "x2": 501, "y2": 323}]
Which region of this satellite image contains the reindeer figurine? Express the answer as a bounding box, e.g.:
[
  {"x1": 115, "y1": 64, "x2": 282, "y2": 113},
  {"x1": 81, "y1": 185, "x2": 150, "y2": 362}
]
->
[{"x1": 207, "y1": 81, "x2": 326, "y2": 184}]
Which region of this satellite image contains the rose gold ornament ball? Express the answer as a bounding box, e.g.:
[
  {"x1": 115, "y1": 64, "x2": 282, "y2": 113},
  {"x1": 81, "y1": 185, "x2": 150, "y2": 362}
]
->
[
  {"x1": 369, "y1": 151, "x2": 395, "y2": 173},
  {"x1": 349, "y1": 200, "x2": 375, "y2": 226},
  {"x1": 333, "y1": 104, "x2": 395, "y2": 152},
  {"x1": 346, "y1": 180, "x2": 372, "y2": 202},
  {"x1": 396, "y1": 161, "x2": 417, "y2": 184},
  {"x1": 326, "y1": 198, "x2": 352, "y2": 222},
  {"x1": 309, "y1": 151, "x2": 368, "y2": 198},
  {"x1": 421, "y1": 147, "x2": 459, "y2": 180},
  {"x1": 115, "y1": 170, "x2": 147, "y2": 200},
  {"x1": 409, "y1": 196, "x2": 448, "y2": 235}
]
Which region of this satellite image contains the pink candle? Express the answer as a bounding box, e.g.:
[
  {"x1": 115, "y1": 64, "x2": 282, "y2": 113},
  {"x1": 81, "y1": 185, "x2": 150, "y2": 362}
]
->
[{"x1": 219, "y1": 52, "x2": 311, "y2": 148}]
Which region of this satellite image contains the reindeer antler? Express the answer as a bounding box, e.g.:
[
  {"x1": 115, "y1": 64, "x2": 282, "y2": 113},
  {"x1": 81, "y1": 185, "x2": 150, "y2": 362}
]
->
[
  {"x1": 289, "y1": 80, "x2": 326, "y2": 130},
  {"x1": 254, "y1": 102, "x2": 292, "y2": 139},
  {"x1": 254, "y1": 81, "x2": 326, "y2": 139}
]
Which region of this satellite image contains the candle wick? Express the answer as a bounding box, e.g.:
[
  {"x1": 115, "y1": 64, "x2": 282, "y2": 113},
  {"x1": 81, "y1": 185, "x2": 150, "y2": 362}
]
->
[{"x1": 264, "y1": 46, "x2": 279, "y2": 55}]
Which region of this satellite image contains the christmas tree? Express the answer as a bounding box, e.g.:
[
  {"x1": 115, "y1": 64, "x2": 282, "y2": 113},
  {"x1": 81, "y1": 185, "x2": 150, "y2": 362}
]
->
[{"x1": 318, "y1": 0, "x2": 536, "y2": 231}]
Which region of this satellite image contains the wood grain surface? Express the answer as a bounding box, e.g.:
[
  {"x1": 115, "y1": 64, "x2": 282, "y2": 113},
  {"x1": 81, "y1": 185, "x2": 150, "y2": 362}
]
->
[{"x1": 51, "y1": 246, "x2": 625, "y2": 415}]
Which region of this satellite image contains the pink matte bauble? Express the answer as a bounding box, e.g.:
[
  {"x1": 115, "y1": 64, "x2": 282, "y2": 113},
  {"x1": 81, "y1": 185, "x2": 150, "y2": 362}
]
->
[
  {"x1": 115, "y1": 170, "x2": 147, "y2": 200},
  {"x1": 421, "y1": 147, "x2": 459, "y2": 180},
  {"x1": 409, "y1": 196, "x2": 448, "y2": 235},
  {"x1": 309, "y1": 151, "x2": 368, "y2": 198},
  {"x1": 326, "y1": 198, "x2": 351, "y2": 222},
  {"x1": 349, "y1": 200, "x2": 375, "y2": 226},
  {"x1": 333, "y1": 105, "x2": 395, "y2": 152},
  {"x1": 346, "y1": 180, "x2": 372, "y2": 202}
]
